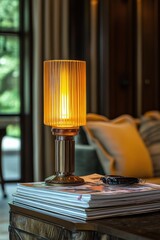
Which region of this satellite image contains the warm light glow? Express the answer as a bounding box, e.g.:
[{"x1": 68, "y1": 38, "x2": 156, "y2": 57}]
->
[
  {"x1": 60, "y1": 68, "x2": 70, "y2": 119},
  {"x1": 44, "y1": 60, "x2": 86, "y2": 128}
]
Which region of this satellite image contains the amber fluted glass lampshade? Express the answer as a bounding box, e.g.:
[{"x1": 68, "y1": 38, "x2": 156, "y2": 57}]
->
[
  {"x1": 44, "y1": 60, "x2": 86, "y2": 185},
  {"x1": 44, "y1": 60, "x2": 86, "y2": 129}
]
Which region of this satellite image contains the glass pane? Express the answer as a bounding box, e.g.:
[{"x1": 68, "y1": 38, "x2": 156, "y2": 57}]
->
[
  {"x1": 0, "y1": 35, "x2": 20, "y2": 114},
  {"x1": 0, "y1": 0, "x2": 19, "y2": 31},
  {"x1": 2, "y1": 119, "x2": 21, "y2": 181}
]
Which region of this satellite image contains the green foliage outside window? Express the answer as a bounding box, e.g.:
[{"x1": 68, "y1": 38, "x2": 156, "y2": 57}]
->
[
  {"x1": 0, "y1": 0, "x2": 20, "y2": 114},
  {"x1": 0, "y1": 0, "x2": 21, "y2": 138},
  {"x1": 7, "y1": 124, "x2": 21, "y2": 138},
  {"x1": 0, "y1": 0, "x2": 19, "y2": 30}
]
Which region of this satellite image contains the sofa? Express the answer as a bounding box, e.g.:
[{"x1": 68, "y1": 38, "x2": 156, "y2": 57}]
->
[{"x1": 75, "y1": 111, "x2": 160, "y2": 184}]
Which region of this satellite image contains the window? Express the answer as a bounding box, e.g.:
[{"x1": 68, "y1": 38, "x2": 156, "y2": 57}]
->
[{"x1": 0, "y1": 0, "x2": 32, "y2": 182}]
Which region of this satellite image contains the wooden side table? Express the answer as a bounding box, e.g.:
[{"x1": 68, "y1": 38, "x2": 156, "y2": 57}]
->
[{"x1": 9, "y1": 203, "x2": 160, "y2": 240}]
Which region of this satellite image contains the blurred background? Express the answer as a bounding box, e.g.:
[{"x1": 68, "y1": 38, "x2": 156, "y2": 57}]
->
[{"x1": 0, "y1": 0, "x2": 160, "y2": 188}]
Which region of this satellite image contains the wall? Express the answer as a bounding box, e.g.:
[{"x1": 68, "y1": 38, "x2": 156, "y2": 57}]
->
[{"x1": 69, "y1": 0, "x2": 160, "y2": 118}]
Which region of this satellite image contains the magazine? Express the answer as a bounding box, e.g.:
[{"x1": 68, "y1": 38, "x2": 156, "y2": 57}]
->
[
  {"x1": 12, "y1": 195, "x2": 160, "y2": 220},
  {"x1": 12, "y1": 174, "x2": 160, "y2": 220}
]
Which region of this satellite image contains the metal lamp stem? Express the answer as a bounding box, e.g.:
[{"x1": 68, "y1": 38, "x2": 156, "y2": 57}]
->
[{"x1": 45, "y1": 129, "x2": 84, "y2": 185}]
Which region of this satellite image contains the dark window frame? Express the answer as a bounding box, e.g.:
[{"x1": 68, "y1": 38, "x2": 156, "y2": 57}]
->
[{"x1": 0, "y1": 0, "x2": 33, "y2": 183}]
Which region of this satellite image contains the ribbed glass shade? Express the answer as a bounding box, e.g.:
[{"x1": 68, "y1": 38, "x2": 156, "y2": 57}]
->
[{"x1": 44, "y1": 60, "x2": 86, "y2": 128}]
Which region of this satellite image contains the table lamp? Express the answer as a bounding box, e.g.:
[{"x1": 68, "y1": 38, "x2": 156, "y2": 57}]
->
[{"x1": 44, "y1": 60, "x2": 86, "y2": 185}]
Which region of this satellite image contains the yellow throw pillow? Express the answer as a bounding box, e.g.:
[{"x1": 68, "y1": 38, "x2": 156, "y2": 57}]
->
[
  {"x1": 87, "y1": 113, "x2": 109, "y2": 122},
  {"x1": 85, "y1": 118, "x2": 153, "y2": 178}
]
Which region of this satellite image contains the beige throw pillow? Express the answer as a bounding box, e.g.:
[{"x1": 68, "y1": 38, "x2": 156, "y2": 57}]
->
[{"x1": 85, "y1": 118, "x2": 153, "y2": 178}]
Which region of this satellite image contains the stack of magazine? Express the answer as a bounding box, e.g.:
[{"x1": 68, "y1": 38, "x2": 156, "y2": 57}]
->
[{"x1": 12, "y1": 174, "x2": 160, "y2": 220}]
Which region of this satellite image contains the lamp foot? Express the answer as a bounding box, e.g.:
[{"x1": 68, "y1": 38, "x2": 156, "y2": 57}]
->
[{"x1": 45, "y1": 174, "x2": 85, "y2": 186}]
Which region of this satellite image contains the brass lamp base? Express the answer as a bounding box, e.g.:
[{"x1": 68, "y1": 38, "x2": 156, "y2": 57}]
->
[
  {"x1": 45, "y1": 174, "x2": 84, "y2": 186},
  {"x1": 45, "y1": 128, "x2": 85, "y2": 186}
]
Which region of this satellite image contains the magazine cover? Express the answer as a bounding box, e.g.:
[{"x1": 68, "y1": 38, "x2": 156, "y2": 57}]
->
[{"x1": 16, "y1": 174, "x2": 160, "y2": 202}]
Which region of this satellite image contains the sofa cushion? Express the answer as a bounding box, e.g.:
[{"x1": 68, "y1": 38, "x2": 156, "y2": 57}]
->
[
  {"x1": 75, "y1": 113, "x2": 109, "y2": 145},
  {"x1": 85, "y1": 115, "x2": 153, "y2": 178},
  {"x1": 139, "y1": 114, "x2": 160, "y2": 177},
  {"x1": 75, "y1": 127, "x2": 89, "y2": 145},
  {"x1": 86, "y1": 113, "x2": 109, "y2": 122},
  {"x1": 75, "y1": 145, "x2": 104, "y2": 176}
]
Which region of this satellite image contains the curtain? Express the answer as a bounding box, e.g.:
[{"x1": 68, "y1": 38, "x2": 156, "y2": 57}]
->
[{"x1": 32, "y1": 0, "x2": 69, "y2": 181}]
